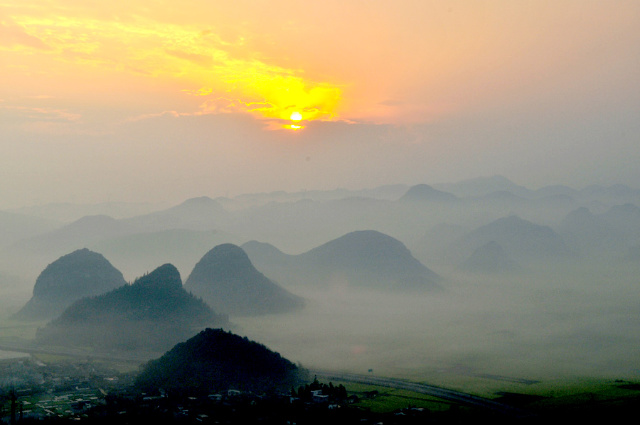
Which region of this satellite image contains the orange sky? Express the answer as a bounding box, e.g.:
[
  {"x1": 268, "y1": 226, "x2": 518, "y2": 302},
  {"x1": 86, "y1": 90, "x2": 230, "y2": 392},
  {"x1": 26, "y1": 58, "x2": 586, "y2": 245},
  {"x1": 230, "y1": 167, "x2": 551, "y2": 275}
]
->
[{"x1": 1, "y1": 1, "x2": 639, "y2": 207}]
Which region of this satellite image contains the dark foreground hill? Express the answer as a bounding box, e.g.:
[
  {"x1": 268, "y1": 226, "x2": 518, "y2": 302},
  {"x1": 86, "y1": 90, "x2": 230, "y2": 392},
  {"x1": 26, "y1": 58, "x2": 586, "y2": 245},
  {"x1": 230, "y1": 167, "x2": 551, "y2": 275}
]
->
[
  {"x1": 244, "y1": 230, "x2": 441, "y2": 291},
  {"x1": 184, "y1": 244, "x2": 304, "y2": 316},
  {"x1": 14, "y1": 248, "x2": 127, "y2": 320},
  {"x1": 35, "y1": 264, "x2": 227, "y2": 352},
  {"x1": 135, "y1": 328, "x2": 306, "y2": 394}
]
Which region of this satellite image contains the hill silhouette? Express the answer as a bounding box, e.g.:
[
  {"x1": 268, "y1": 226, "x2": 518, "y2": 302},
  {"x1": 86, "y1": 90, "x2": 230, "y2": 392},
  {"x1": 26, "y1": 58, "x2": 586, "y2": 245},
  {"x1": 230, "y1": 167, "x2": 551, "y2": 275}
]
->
[
  {"x1": 184, "y1": 244, "x2": 304, "y2": 316},
  {"x1": 12, "y1": 215, "x2": 136, "y2": 256},
  {"x1": 35, "y1": 264, "x2": 227, "y2": 352},
  {"x1": 124, "y1": 196, "x2": 228, "y2": 232},
  {"x1": 399, "y1": 184, "x2": 457, "y2": 203},
  {"x1": 245, "y1": 230, "x2": 441, "y2": 291},
  {"x1": 92, "y1": 228, "x2": 240, "y2": 283},
  {"x1": 14, "y1": 248, "x2": 127, "y2": 320},
  {"x1": 557, "y1": 207, "x2": 620, "y2": 255},
  {"x1": 135, "y1": 328, "x2": 306, "y2": 395},
  {"x1": 451, "y1": 215, "x2": 572, "y2": 264},
  {"x1": 459, "y1": 241, "x2": 521, "y2": 274},
  {"x1": 433, "y1": 175, "x2": 532, "y2": 198}
]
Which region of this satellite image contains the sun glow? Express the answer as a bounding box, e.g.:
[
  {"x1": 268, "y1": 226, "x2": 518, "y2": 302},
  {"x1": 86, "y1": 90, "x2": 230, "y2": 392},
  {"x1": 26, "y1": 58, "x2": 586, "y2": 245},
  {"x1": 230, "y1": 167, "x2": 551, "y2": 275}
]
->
[{"x1": 3, "y1": 7, "x2": 342, "y2": 128}]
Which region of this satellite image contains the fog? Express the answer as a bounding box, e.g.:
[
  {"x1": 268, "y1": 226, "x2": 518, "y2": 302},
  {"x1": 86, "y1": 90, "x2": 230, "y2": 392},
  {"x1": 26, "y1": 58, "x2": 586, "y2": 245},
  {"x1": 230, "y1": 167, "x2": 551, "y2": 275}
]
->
[
  {"x1": 233, "y1": 261, "x2": 640, "y2": 385},
  {"x1": 1, "y1": 177, "x2": 639, "y2": 392}
]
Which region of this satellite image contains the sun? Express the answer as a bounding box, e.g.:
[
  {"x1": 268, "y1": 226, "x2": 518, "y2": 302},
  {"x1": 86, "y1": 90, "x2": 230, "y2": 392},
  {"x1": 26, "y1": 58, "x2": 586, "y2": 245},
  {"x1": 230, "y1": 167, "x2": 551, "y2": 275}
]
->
[{"x1": 290, "y1": 111, "x2": 303, "y2": 121}]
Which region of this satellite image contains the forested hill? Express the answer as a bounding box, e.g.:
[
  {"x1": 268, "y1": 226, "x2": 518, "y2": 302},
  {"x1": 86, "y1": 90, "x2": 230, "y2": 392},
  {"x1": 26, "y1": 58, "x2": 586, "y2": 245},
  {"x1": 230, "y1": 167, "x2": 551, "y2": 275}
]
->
[
  {"x1": 36, "y1": 264, "x2": 227, "y2": 351},
  {"x1": 135, "y1": 328, "x2": 306, "y2": 394}
]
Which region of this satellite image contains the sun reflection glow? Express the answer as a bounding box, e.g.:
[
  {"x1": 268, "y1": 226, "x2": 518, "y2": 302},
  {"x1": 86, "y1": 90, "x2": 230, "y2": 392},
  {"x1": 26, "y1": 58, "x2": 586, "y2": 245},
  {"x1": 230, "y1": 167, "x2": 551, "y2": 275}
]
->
[{"x1": 5, "y1": 11, "x2": 342, "y2": 128}]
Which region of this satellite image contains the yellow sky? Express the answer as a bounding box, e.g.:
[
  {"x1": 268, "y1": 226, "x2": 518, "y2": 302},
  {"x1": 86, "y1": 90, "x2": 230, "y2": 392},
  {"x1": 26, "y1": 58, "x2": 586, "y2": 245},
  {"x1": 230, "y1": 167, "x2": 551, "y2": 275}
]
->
[
  {"x1": 1, "y1": 1, "x2": 639, "y2": 207},
  {"x1": 4, "y1": 1, "x2": 635, "y2": 127}
]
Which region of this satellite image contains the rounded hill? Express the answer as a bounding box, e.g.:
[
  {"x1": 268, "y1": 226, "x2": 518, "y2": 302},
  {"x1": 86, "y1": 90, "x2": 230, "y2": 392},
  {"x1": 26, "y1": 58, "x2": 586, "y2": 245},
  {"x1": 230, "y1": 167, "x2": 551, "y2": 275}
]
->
[
  {"x1": 14, "y1": 248, "x2": 127, "y2": 320},
  {"x1": 135, "y1": 328, "x2": 306, "y2": 394},
  {"x1": 36, "y1": 264, "x2": 227, "y2": 352},
  {"x1": 298, "y1": 230, "x2": 441, "y2": 290},
  {"x1": 184, "y1": 244, "x2": 304, "y2": 316}
]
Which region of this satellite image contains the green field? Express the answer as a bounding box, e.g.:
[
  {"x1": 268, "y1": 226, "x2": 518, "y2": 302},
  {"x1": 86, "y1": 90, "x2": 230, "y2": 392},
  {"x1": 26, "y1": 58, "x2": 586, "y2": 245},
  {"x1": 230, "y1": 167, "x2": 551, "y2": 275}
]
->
[{"x1": 335, "y1": 376, "x2": 640, "y2": 420}]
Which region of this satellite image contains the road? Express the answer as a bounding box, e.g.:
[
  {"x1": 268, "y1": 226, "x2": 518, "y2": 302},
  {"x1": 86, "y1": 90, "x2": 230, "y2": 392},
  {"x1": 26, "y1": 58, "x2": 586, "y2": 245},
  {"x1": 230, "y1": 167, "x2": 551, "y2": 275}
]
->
[{"x1": 311, "y1": 369, "x2": 534, "y2": 419}]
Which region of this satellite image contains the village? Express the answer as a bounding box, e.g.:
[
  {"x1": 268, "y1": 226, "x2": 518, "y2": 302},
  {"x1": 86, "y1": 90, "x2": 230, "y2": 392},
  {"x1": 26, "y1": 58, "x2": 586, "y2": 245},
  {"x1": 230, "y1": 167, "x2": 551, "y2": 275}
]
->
[
  {"x1": 0, "y1": 355, "x2": 134, "y2": 422},
  {"x1": 0, "y1": 356, "x2": 435, "y2": 425}
]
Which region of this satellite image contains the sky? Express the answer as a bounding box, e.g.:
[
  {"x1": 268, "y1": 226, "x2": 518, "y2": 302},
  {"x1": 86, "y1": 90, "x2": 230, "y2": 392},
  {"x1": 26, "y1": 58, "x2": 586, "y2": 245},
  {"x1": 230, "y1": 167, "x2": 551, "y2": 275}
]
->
[{"x1": 1, "y1": 0, "x2": 639, "y2": 209}]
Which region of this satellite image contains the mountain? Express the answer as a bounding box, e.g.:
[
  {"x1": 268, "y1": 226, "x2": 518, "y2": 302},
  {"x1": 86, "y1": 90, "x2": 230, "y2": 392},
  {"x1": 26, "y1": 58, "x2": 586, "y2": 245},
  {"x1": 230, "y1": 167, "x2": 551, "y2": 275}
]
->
[
  {"x1": 433, "y1": 175, "x2": 532, "y2": 198},
  {"x1": 35, "y1": 264, "x2": 227, "y2": 351},
  {"x1": 452, "y1": 215, "x2": 572, "y2": 264},
  {"x1": 91, "y1": 228, "x2": 241, "y2": 281},
  {"x1": 409, "y1": 222, "x2": 471, "y2": 265},
  {"x1": 245, "y1": 230, "x2": 441, "y2": 291},
  {"x1": 579, "y1": 184, "x2": 640, "y2": 204},
  {"x1": 9, "y1": 201, "x2": 167, "y2": 223},
  {"x1": 124, "y1": 196, "x2": 228, "y2": 232},
  {"x1": 135, "y1": 328, "x2": 306, "y2": 394},
  {"x1": 557, "y1": 207, "x2": 620, "y2": 255},
  {"x1": 223, "y1": 195, "x2": 398, "y2": 257},
  {"x1": 398, "y1": 184, "x2": 457, "y2": 203},
  {"x1": 216, "y1": 184, "x2": 409, "y2": 210},
  {"x1": 241, "y1": 240, "x2": 290, "y2": 264},
  {"x1": 14, "y1": 248, "x2": 127, "y2": 320},
  {"x1": 12, "y1": 215, "x2": 136, "y2": 256},
  {"x1": 184, "y1": 244, "x2": 304, "y2": 316},
  {"x1": 459, "y1": 241, "x2": 521, "y2": 274}
]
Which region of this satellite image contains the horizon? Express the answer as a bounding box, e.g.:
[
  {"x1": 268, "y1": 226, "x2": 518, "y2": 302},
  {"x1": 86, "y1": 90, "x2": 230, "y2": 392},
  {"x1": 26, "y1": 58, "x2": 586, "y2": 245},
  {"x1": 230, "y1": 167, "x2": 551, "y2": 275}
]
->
[
  {"x1": 2, "y1": 1, "x2": 639, "y2": 209},
  {"x1": 4, "y1": 174, "x2": 640, "y2": 212}
]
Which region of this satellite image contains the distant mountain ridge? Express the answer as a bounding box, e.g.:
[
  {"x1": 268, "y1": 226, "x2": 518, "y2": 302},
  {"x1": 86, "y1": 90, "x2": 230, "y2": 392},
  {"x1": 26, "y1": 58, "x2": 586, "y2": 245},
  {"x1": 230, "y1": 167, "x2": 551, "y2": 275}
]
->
[
  {"x1": 124, "y1": 196, "x2": 228, "y2": 232},
  {"x1": 459, "y1": 241, "x2": 521, "y2": 274},
  {"x1": 12, "y1": 215, "x2": 136, "y2": 255},
  {"x1": 399, "y1": 184, "x2": 457, "y2": 203},
  {"x1": 557, "y1": 203, "x2": 640, "y2": 255},
  {"x1": 450, "y1": 215, "x2": 573, "y2": 264},
  {"x1": 433, "y1": 175, "x2": 532, "y2": 198},
  {"x1": 184, "y1": 244, "x2": 304, "y2": 316},
  {"x1": 3, "y1": 179, "x2": 640, "y2": 287},
  {"x1": 35, "y1": 264, "x2": 227, "y2": 351}
]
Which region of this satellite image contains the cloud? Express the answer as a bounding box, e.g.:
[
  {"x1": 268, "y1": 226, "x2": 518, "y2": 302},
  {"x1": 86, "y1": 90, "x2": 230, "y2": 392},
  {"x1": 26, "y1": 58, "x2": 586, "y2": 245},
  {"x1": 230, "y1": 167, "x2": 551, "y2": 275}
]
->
[
  {"x1": 0, "y1": 105, "x2": 81, "y2": 122},
  {"x1": 165, "y1": 49, "x2": 213, "y2": 67},
  {"x1": 0, "y1": 19, "x2": 52, "y2": 51},
  {"x1": 4, "y1": 9, "x2": 343, "y2": 124}
]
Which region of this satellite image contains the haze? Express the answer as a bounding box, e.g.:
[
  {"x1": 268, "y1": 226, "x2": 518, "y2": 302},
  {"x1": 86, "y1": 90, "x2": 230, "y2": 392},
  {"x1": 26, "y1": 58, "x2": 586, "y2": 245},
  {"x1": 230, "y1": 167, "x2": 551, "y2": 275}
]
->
[
  {"x1": 2, "y1": 1, "x2": 639, "y2": 208},
  {"x1": 1, "y1": 0, "x2": 640, "y2": 398}
]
